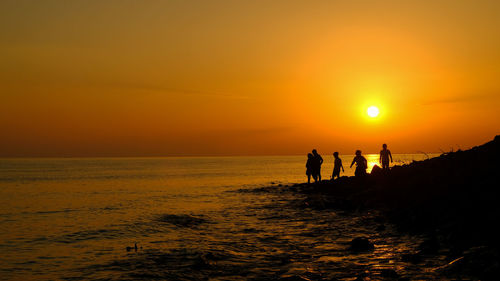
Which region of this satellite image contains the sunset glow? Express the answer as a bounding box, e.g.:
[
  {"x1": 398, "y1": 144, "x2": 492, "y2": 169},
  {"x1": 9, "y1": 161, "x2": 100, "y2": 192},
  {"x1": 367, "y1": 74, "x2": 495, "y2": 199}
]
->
[
  {"x1": 1, "y1": 1, "x2": 499, "y2": 156},
  {"x1": 2, "y1": 2, "x2": 500, "y2": 281}
]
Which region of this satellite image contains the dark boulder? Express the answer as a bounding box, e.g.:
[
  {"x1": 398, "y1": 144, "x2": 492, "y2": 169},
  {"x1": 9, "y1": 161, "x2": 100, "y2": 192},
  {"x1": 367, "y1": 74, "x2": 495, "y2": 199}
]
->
[
  {"x1": 419, "y1": 236, "x2": 439, "y2": 254},
  {"x1": 370, "y1": 164, "x2": 383, "y2": 177},
  {"x1": 349, "y1": 237, "x2": 375, "y2": 252},
  {"x1": 401, "y1": 252, "x2": 422, "y2": 264},
  {"x1": 380, "y1": 268, "x2": 399, "y2": 278}
]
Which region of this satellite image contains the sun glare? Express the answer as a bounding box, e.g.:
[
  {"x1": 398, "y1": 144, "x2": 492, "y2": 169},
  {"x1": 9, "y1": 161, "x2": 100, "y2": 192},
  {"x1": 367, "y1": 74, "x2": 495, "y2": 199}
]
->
[{"x1": 367, "y1": 106, "x2": 380, "y2": 118}]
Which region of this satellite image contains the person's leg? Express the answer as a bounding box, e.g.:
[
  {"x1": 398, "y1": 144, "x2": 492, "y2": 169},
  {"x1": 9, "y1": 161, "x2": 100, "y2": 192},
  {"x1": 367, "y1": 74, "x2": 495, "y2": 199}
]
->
[
  {"x1": 318, "y1": 167, "x2": 321, "y2": 182},
  {"x1": 307, "y1": 174, "x2": 311, "y2": 184}
]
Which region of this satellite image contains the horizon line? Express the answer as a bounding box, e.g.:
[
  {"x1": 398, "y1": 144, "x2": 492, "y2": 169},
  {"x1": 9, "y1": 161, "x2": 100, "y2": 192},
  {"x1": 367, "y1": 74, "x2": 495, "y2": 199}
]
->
[{"x1": 0, "y1": 151, "x2": 443, "y2": 159}]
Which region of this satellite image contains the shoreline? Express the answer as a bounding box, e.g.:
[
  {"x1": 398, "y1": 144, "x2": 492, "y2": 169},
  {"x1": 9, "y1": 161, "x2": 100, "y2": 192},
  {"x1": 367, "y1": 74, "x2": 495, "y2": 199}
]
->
[{"x1": 275, "y1": 135, "x2": 500, "y2": 280}]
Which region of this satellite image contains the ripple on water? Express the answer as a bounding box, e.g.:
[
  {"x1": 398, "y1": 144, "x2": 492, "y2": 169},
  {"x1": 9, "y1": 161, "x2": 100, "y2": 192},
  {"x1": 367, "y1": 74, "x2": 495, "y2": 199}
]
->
[
  {"x1": 73, "y1": 194, "x2": 445, "y2": 280},
  {"x1": 4, "y1": 186, "x2": 449, "y2": 281},
  {"x1": 156, "y1": 214, "x2": 208, "y2": 228}
]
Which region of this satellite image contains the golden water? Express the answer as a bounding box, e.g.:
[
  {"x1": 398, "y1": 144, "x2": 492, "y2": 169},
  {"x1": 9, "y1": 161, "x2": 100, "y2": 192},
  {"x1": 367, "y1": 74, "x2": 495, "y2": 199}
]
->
[{"x1": 0, "y1": 154, "x2": 443, "y2": 280}]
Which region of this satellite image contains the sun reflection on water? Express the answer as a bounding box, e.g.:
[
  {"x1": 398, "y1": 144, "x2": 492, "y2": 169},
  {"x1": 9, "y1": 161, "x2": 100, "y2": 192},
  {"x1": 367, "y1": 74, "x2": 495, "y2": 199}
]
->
[{"x1": 365, "y1": 154, "x2": 381, "y2": 172}]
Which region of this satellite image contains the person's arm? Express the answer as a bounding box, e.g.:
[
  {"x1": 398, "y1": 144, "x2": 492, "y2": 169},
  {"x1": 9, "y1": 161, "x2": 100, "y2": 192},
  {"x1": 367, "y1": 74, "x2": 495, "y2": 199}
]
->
[
  {"x1": 350, "y1": 158, "x2": 355, "y2": 168},
  {"x1": 389, "y1": 150, "x2": 393, "y2": 162},
  {"x1": 379, "y1": 151, "x2": 382, "y2": 163},
  {"x1": 319, "y1": 155, "x2": 323, "y2": 164},
  {"x1": 341, "y1": 162, "x2": 344, "y2": 172}
]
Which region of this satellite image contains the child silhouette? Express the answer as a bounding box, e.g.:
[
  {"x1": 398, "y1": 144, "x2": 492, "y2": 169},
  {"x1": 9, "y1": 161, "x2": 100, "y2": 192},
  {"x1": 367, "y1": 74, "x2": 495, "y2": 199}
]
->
[
  {"x1": 331, "y1": 152, "x2": 344, "y2": 180},
  {"x1": 305, "y1": 153, "x2": 315, "y2": 184},
  {"x1": 379, "y1": 143, "x2": 393, "y2": 169}
]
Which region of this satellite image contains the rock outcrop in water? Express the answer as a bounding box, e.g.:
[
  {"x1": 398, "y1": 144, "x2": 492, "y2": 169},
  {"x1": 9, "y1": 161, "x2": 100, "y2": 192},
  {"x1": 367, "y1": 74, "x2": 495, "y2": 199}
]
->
[
  {"x1": 348, "y1": 237, "x2": 375, "y2": 252},
  {"x1": 291, "y1": 135, "x2": 500, "y2": 280}
]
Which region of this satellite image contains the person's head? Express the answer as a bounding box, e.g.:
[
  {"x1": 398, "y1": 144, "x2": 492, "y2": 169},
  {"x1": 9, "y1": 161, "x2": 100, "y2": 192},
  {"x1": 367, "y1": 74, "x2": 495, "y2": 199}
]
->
[
  {"x1": 333, "y1": 152, "x2": 339, "y2": 158},
  {"x1": 312, "y1": 149, "x2": 318, "y2": 155},
  {"x1": 307, "y1": 153, "x2": 313, "y2": 159},
  {"x1": 355, "y1": 150, "x2": 362, "y2": 156},
  {"x1": 383, "y1": 143, "x2": 387, "y2": 149}
]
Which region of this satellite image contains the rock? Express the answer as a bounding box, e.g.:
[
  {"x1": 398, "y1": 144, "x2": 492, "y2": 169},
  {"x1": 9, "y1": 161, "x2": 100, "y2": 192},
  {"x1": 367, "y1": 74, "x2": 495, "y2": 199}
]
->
[
  {"x1": 380, "y1": 268, "x2": 399, "y2": 278},
  {"x1": 192, "y1": 255, "x2": 211, "y2": 269},
  {"x1": 401, "y1": 252, "x2": 422, "y2": 264},
  {"x1": 419, "y1": 236, "x2": 439, "y2": 254},
  {"x1": 375, "y1": 224, "x2": 386, "y2": 231},
  {"x1": 349, "y1": 237, "x2": 374, "y2": 252},
  {"x1": 353, "y1": 272, "x2": 370, "y2": 281},
  {"x1": 371, "y1": 164, "x2": 383, "y2": 176},
  {"x1": 373, "y1": 216, "x2": 385, "y2": 223}
]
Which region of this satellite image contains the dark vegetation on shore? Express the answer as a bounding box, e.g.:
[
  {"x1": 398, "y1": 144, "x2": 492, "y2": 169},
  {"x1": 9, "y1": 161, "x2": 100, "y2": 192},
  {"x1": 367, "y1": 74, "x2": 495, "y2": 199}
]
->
[{"x1": 289, "y1": 136, "x2": 500, "y2": 280}]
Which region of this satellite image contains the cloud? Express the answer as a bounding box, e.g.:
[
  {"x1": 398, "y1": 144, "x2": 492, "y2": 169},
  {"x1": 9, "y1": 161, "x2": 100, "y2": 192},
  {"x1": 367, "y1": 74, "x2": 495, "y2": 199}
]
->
[{"x1": 102, "y1": 81, "x2": 253, "y2": 100}]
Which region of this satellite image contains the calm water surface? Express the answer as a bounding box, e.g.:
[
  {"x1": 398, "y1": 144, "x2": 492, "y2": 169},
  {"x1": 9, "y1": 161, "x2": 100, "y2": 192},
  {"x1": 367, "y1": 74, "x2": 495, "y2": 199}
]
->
[{"x1": 0, "y1": 154, "x2": 441, "y2": 280}]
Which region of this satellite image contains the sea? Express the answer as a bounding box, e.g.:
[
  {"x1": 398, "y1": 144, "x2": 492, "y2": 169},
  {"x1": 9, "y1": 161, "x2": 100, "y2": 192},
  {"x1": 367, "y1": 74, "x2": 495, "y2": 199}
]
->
[{"x1": 0, "y1": 154, "x2": 443, "y2": 281}]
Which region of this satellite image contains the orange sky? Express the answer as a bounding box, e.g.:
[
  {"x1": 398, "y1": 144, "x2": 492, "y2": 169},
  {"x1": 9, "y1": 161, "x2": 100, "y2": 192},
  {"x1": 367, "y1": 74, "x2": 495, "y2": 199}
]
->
[{"x1": 1, "y1": 0, "x2": 499, "y2": 156}]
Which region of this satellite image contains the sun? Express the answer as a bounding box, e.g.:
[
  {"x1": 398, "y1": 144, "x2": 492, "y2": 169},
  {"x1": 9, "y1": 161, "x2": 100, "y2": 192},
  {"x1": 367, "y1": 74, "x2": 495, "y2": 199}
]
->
[{"x1": 367, "y1": 106, "x2": 380, "y2": 118}]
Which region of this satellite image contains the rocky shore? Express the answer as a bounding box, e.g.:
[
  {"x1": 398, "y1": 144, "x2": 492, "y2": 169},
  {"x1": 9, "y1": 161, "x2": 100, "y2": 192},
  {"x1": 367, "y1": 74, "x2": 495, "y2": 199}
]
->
[{"x1": 287, "y1": 136, "x2": 500, "y2": 280}]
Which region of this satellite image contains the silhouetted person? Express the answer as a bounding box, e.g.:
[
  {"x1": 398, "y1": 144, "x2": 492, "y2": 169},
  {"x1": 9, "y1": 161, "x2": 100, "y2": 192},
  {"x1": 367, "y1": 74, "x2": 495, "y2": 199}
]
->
[
  {"x1": 350, "y1": 150, "x2": 367, "y2": 177},
  {"x1": 305, "y1": 153, "x2": 315, "y2": 184},
  {"x1": 331, "y1": 152, "x2": 344, "y2": 180},
  {"x1": 379, "y1": 143, "x2": 393, "y2": 169},
  {"x1": 312, "y1": 149, "x2": 323, "y2": 182}
]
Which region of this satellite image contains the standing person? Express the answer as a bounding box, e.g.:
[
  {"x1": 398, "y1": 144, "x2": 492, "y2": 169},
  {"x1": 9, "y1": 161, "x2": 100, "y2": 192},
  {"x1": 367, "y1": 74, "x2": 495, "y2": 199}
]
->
[
  {"x1": 379, "y1": 143, "x2": 393, "y2": 170},
  {"x1": 312, "y1": 149, "x2": 323, "y2": 182},
  {"x1": 305, "y1": 153, "x2": 315, "y2": 184},
  {"x1": 350, "y1": 150, "x2": 367, "y2": 177},
  {"x1": 331, "y1": 152, "x2": 344, "y2": 180}
]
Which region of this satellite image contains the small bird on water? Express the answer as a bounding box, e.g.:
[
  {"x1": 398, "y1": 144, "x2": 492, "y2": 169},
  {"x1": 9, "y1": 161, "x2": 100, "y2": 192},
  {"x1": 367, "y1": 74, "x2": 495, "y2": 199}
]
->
[{"x1": 126, "y1": 243, "x2": 138, "y2": 252}]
